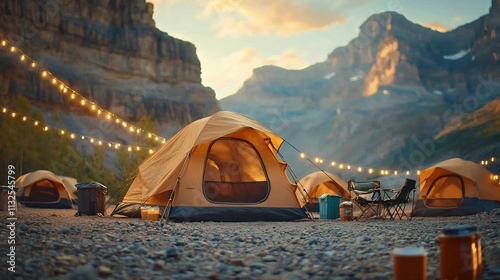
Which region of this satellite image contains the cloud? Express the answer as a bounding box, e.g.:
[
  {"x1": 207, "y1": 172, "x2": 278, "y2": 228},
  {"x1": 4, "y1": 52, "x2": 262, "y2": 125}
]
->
[
  {"x1": 202, "y1": 0, "x2": 371, "y2": 37},
  {"x1": 200, "y1": 48, "x2": 308, "y2": 99},
  {"x1": 422, "y1": 22, "x2": 451, "y2": 33}
]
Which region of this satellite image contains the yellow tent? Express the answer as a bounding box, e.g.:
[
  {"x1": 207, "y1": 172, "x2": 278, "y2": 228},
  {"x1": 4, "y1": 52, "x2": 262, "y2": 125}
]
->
[
  {"x1": 296, "y1": 171, "x2": 349, "y2": 211},
  {"x1": 16, "y1": 170, "x2": 77, "y2": 209},
  {"x1": 112, "y1": 111, "x2": 308, "y2": 221},
  {"x1": 412, "y1": 158, "x2": 500, "y2": 216}
]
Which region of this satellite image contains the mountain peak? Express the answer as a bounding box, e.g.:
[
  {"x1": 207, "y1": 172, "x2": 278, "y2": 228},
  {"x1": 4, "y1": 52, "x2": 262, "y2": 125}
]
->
[{"x1": 492, "y1": 0, "x2": 500, "y2": 14}]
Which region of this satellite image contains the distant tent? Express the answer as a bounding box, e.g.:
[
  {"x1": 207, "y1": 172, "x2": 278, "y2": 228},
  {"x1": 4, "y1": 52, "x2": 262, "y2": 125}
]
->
[
  {"x1": 16, "y1": 170, "x2": 77, "y2": 209},
  {"x1": 412, "y1": 158, "x2": 500, "y2": 216},
  {"x1": 297, "y1": 171, "x2": 349, "y2": 211},
  {"x1": 112, "y1": 111, "x2": 308, "y2": 222}
]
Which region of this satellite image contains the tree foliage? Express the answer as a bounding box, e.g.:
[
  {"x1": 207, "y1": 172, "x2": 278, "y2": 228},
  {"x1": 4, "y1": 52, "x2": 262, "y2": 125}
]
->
[{"x1": 0, "y1": 96, "x2": 161, "y2": 205}]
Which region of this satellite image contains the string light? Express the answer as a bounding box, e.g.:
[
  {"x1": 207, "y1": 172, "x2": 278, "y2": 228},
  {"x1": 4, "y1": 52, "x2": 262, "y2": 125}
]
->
[
  {"x1": 0, "y1": 34, "x2": 165, "y2": 143},
  {"x1": 1, "y1": 106, "x2": 154, "y2": 154}
]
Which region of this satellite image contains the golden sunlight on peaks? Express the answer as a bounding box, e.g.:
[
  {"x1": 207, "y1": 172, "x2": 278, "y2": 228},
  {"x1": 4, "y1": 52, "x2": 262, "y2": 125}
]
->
[
  {"x1": 363, "y1": 37, "x2": 400, "y2": 96},
  {"x1": 422, "y1": 22, "x2": 451, "y2": 33}
]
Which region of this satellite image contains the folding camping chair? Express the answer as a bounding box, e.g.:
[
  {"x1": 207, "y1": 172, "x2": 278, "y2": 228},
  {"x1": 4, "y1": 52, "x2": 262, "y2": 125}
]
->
[
  {"x1": 348, "y1": 180, "x2": 382, "y2": 220},
  {"x1": 380, "y1": 179, "x2": 417, "y2": 220}
]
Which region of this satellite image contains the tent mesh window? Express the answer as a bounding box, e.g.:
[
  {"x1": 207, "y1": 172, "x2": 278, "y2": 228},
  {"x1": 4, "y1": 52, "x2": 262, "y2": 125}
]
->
[
  {"x1": 203, "y1": 138, "x2": 270, "y2": 204},
  {"x1": 29, "y1": 179, "x2": 61, "y2": 203},
  {"x1": 424, "y1": 175, "x2": 464, "y2": 208}
]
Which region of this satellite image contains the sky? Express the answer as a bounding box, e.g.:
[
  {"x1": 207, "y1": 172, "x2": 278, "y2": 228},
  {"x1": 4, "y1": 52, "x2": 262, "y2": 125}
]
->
[{"x1": 148, "y1": 0, "x2": 492, "y2": 100}]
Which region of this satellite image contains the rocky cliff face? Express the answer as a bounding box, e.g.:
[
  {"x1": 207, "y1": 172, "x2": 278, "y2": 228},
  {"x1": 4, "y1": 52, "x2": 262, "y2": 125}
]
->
[
  {"x1": 222, "y1": 1, "x2": 500, "y2": 177},
  {"x1": 0, "y1": 0, "x2": 219, "y2": 127}
]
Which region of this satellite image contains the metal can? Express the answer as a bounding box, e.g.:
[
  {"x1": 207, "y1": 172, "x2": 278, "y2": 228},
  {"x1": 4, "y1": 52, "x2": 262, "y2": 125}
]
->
[
  {"x1": 339, "y1": 201, "x2": 353, "y2": 221},
  {"x1": 439, "y1": 225, "x2": 479, "y2": 280}
]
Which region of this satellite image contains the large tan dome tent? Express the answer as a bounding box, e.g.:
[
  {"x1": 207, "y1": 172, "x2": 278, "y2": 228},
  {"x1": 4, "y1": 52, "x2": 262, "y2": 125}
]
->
[
  {"x1": 16, "y1": 170, "x2": 77, "y2": 209},
  {"x1": 112, "y1": 111, "x2": 308, "y2": 222},
  {"x1": 297, "y1": 171, "x2": 349, "y2": 211},
  {"x1": 412, "y1": 158, "x2": 500, "y2": 216}
]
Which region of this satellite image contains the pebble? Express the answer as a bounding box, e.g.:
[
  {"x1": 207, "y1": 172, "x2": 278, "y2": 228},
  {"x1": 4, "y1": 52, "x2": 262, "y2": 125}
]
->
[
  {"x1": 165, "y1": 246, "x2": 181, "y2": 258},
  {"x1": 10, "y1": 208, "x2": 500, "y2": 279},
  {"x1": 20, "y1": 223, "x2": 29, "y2": 232},
  {"x1": 97, "y1": 265, "x2": 113, "y2": 277}
]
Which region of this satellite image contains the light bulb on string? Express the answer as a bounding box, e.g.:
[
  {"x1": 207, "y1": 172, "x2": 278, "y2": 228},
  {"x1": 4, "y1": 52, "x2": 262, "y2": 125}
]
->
[
  {"x1": 128, "y1": 147, "x2": 132, "y2": 152},
  {"x1": 90, "y1": 138, "x2": 94, "y2": 143},
  {"x1": 148, "y1": 133, "x2": 152, "y2": 138},
  {"x1": 34, "y1": 121, "x2": 38, "y2": 126},
  {"x1": 331, "y1": 162, "x2": 336, "y2": 166},
  {"x1": 358, "y1": 167, "x2": 362, "y2": 172},
  {"x1": 136, "y1": 147, "x2": 140, "y2": 151},
  {"x1": 339, "y1": 164, "x2": 344, "y2": 169},
  {"x1": 2, "y1": 108, "x2": 6, "y2": 113},
  {"x1": 70, "y1": 134, "x2": 75, "y2": 139},
  {"x1": 97, "y1": 109, "x2": 101, "y2": 115},
  {"x1": 22, "y1": 116, "x2": 26, "y2": 121},
  {"x1": 406, "y1": 171, "x2": 410, "y2": 176},
  {"x1": 11, "y1": 112, "x2": 16, "y2": 118},
  {"x1": 149, "y1": 149, "x2": 153, "y2": 154},
  {"x1": 394, "y1": 171, "x2": 398, "y2": 175},
  {"x1": 60, "y1": 130, "x2": 65, "y2": 135},
  {"x1": 0, "y1": 41, "x2": 163, "y2": 143},
  {"x1": 369, "y1": 168, "x2": 373, "y2": 174},
  {"x1": 347, "y1": 165, "x2": 351, "y2": 170},
  {"x1": 417, "y1": 170, "x2": 421, "y2": 175},
  {"x1": 98, "y1": 141, "x2": 102, "y2": 145}
]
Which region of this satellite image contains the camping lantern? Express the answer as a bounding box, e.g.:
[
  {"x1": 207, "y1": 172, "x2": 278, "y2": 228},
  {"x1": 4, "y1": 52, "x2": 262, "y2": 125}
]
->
[{"x1": 339, "y1": 201, "x2": 353, "y2": 221}]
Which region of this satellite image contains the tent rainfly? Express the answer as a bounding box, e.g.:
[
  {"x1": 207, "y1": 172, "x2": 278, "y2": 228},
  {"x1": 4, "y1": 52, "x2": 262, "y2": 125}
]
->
[
  {"x1": 112, "y1": 111, "x2": 309, "y2": 222},
  {"x1": 16, "y1": 170, "x2": 77, "y2": 209},
  {"x1": 412, "y1": 158, "x2": 500, "y2": 216}
]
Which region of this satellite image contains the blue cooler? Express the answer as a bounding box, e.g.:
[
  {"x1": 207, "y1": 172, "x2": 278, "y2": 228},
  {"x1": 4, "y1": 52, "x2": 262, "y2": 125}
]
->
[{"x1": 319, "y1": 194, "x2": 341, "y2": 219}]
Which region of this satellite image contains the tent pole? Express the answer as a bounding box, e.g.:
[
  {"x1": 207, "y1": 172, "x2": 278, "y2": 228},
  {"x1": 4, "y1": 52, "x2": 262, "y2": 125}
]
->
[{"x1": 160, "y1": 151, "x2": 191, "y2": 227}]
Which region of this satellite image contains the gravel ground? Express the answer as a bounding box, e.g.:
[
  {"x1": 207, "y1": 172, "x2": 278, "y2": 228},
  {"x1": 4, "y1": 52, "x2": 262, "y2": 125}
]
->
[{"x1": 1, "y1": 207, "x2": 500, "y2": 280}]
